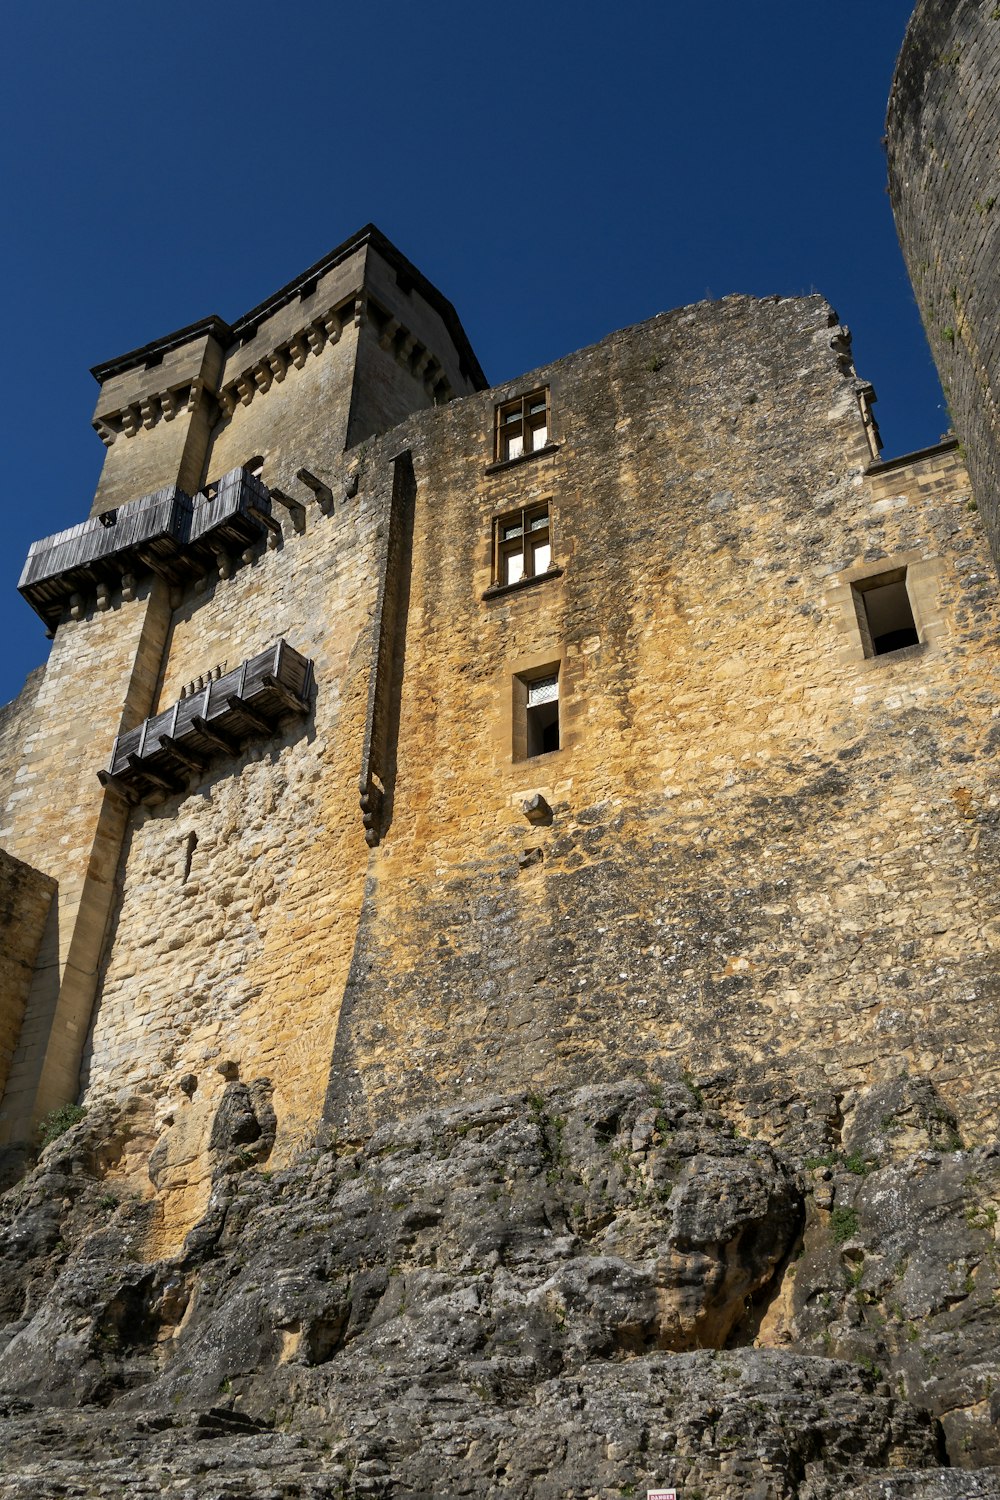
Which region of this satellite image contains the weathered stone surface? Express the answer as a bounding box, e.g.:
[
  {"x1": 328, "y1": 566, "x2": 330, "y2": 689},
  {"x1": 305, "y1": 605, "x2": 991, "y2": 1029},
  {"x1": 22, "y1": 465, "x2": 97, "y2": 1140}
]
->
[
  {"x1": 888, "y1": 0, "x2": 1000, "y2": 574},
  {"x1": 789, "y1": 1138, "x2": 1000, "y2": 1468},
  {"x1": 0, "y1": 1077, "x2": 996, "y2": 1496}
]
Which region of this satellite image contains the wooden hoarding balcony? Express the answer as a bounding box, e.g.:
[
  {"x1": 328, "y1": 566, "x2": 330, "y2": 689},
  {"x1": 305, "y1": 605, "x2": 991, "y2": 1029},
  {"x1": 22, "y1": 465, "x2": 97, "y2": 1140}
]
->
[
  {"x1": 98, "y1": 641, "x2": 313, "y2": 805},
  {"x1": 19, "y1": 469, "x2": 280, "y2": 628}
]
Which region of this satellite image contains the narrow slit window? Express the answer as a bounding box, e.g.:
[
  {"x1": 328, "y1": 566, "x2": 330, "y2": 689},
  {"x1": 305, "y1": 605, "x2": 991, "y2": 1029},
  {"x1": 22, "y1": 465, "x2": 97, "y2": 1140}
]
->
[
  {"x1": 853, "y1": 569, "x2": 920, "y2": 657},
  {"x1": 182, "y1": 830, "x2": 198, "y2": 884}
]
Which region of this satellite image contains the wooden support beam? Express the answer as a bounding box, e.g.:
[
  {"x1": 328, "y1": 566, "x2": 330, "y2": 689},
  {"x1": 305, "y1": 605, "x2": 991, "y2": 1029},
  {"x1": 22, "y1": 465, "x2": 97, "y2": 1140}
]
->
[
  {"x1": 125, "y1": 755, "x2": 184, "y2": 794},
  {"x1": 192, "y1": 715, "x2": 238, "y2": 756},
  {"x1": 135, "y1": 546, "x2": 183, "y2": 584},
  {"x1": 226, "y1": 697, "x2": 272, "y2": 737},
  {"x1": 269, "y1": 487, "x2": 306, "y2": 531},
  {"x1": 160, "y1": 735, "x2": 206, "y2": 774},
  {"x1": 261, "y1": 673, "x2": 309, "y2": 716},
  {"x1": 248, "y1": 503, "x2": 282, "y2": 537},
  {"x1": 296, "y1": 468, "x2": 334, "y2": 511},
  {"x1": 97, "y1": 769, "x2": 140, "y2": 805}
]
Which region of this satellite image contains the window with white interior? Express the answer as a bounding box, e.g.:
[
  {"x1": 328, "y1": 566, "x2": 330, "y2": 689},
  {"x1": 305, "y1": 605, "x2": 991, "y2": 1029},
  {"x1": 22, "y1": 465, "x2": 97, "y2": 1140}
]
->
[
  {"x1": 495, "y1": 389, "x2": 550, "y2": 463},
  {"x1": 494, "y1": 503, "x2": 552, "y2": 588}
]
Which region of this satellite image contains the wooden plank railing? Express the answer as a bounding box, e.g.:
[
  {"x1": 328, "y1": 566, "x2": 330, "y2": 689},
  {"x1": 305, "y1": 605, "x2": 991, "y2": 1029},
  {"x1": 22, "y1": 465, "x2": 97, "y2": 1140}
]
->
[
  {"x1": 19, "y1": 468, "x2": 278, "y2": 627},
  {"x1": 100, "y1": 640, "x2": 313, "y2": 804}
]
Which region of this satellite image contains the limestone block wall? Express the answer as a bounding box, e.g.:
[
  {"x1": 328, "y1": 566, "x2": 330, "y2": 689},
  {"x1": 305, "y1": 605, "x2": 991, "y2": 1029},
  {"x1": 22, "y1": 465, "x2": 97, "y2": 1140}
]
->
[
  {"x1": 888, "y1": 0, "x2": 1000, "y2": 573},
  {"x1": 2, "y1": 225, "x2": 485, "y2": 1187},
  {"x1": 0, "y1": 851, "x2": 56, "y2": 1101},
  {"x1": 80, "y1": 452, "x2": 389, "y2": 1245},
  {"x1": 0, "y1": 667, "x2": 44, "y2": 818},
  {"x1": 91, "y1": 328, "x2": 226, "y2": 515},
  {"x1": 203, "y1": 322, "x2": 360, "y2": 495},
  {"x1": 324, "y1": 293, "x2": 1000, "y2": 1145},
  {"x1": 0, "y1": 580, "x2": 171, "y2": 1145}
]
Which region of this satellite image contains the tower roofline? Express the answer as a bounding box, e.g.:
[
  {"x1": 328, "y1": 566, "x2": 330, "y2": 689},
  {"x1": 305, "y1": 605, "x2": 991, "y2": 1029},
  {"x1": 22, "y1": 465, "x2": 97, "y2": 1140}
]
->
[{"x1": 90, "y1": 223, "x2": 488, "y2": 390}]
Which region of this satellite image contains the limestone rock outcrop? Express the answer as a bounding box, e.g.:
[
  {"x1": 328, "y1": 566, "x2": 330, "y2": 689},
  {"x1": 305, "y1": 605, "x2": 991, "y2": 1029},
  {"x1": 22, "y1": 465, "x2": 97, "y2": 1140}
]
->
[{"x1": 0, "y1": 1076, "x2": 997, "y2": 1496}]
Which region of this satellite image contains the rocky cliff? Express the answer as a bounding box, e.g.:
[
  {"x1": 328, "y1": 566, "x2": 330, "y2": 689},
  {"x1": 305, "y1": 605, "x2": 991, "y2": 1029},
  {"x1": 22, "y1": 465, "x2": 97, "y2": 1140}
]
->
[{"x1": 0, "y1": 1070, "x2": 997, "y2": 1497}]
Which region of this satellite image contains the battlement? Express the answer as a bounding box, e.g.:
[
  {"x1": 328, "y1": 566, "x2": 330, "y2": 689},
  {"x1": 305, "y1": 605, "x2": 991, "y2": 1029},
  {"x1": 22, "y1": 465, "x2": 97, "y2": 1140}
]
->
[{"x1": 86, "y1": 225, "x2": 486, "y2": 520}]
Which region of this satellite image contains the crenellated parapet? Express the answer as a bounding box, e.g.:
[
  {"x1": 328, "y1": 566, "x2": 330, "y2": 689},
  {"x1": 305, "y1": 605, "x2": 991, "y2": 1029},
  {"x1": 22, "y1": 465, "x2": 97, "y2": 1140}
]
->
[{"x1": 213, "y1": 289, "x2": 458, "y2": 422}]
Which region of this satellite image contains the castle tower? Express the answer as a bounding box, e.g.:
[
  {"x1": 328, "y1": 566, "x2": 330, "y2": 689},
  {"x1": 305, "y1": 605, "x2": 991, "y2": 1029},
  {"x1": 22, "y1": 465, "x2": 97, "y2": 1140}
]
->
[
  {"x1": 887, "y1": 0, "x2": 1000, "y2": 573},
  {"x1": 0, "y1": 227, "x2": 484, "y2": 1181}
]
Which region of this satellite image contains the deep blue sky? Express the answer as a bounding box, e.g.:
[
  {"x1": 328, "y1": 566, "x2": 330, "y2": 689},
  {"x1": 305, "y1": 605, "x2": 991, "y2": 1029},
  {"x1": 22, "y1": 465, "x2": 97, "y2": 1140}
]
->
[{"x1": 0, "y1": 2, "x2": 940, "y2": 706}]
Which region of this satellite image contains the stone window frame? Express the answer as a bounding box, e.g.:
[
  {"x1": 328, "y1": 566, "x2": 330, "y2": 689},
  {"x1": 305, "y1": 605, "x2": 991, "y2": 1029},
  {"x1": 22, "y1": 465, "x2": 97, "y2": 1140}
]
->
[
  {"x1": 487, "y1": 386, "x2": 559, "y2": 472},
  {"x1": 493, "y1": 501, "x2": 554, "y2": 584},
  {"x1": 828, "y1": 551, "x2": 943, "y2": 668},
  {"x1": 512, "y1": 659, "x2": 563, "y2": 762},
  {"x1": 851, "y1": 567, "x2": 920, "y2": 658}
]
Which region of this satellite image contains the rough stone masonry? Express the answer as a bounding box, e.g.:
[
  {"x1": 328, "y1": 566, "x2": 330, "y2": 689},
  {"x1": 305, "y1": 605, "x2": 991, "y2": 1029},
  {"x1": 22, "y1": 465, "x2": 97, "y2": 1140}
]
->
[{"x1": 0, "y1": 12, "x2": 997, "y2": 1483}]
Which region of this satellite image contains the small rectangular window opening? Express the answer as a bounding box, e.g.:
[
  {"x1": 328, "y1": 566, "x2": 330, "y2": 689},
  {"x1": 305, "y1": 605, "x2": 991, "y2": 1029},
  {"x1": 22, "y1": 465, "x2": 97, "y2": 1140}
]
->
[
  {"x1": 494, "y1": 503, "x2": 552, "y2": 587},
  {"x1": 527, "y1": 673, "x2": 559, "y2": 756},
  {"x1": 853, "y1": 569, "x2": 919, "y2": 657},
  {"x1": 495, "y1": 388, "x2": 550, "y2": 462},
  {"x1": 513, "y1": 665, "x2": 561, "y2": 760}
]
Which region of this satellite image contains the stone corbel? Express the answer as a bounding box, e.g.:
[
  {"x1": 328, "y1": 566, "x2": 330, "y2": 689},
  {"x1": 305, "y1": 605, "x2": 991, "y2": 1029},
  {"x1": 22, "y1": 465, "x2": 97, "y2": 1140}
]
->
[
  {"x1": 288, "y1": 334, "x2": 309, "y2": 370},
  {"x1": 120, "y1": 405, "x2": 140, "y2": 438},
  {"x1": 359, "y1": 774, "x2": 384, "y2": 847},
  {"x1": 411, "y1": 347, "x2": 431, "y2": 380},
  {"x1": 160, "y1": 389, "x2": 179, "y2": 422},
  {"x1": 378, "y1": 316, "x2": 401, "y2": 351},
  {"x1": 93, "y1": 418, "x2": 117, "y2": 448},
  {"x1": 353, "y1": 294, "x2": 367, "y2": 328},
  {"x1": 269, "y1": 350, "x2": 288, "y2": 382},
  {"x1": 296, "y1": 467, "x2": 334, "y2": 514},
  {"x1": 306, "y1": 324, "x2": 325, "y2": 356},
  {"x1": 140, "y1": 396, "x2": 159, "y2": 430},
  {"x1": 253, "y1": 363, "x2": 273, "y2": 394},
  {"x1": 185, "y1": 380, "x2": 203, "y2": 414},
  {"x1": 397, "y1": 333, "x2": 417, "y2": 365},
  {"x1": 219, "y1": 387, "x2": 237, "y2": 418},
  {"x1": 322, "y1": 308, "x2": 343, "y2": 344},
  {"x1": 236, "y1": 374, "x2": 255, "y2": 407}
]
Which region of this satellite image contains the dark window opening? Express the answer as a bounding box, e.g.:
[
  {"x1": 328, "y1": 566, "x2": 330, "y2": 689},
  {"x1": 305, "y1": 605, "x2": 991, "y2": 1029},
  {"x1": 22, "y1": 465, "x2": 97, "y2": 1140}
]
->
[
  {"x1": 853, "y1": 570, "x2": 919, "y2": 657},
  {"x1": 144, "y1": 351, "x2": 164, "y2": 370},
  {"x1": 528, "y1": 694, "x2": 560, "y2": 756},
  {"x1": 514, "y1": 667, "x2": 561, "y2": 760},
  {"x1": 99, "y1": 508, "x2": 119, "y2": 529},
  {"x1": 182, "y1": 831, "x2": 198, "y2": 884}
]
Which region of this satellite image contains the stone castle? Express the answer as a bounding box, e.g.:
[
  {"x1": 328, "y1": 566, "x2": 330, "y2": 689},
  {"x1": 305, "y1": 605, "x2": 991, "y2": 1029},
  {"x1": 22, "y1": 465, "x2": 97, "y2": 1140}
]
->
[{"x1": 0, "y1": 3, "x2": 997, "y2": 1493}]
